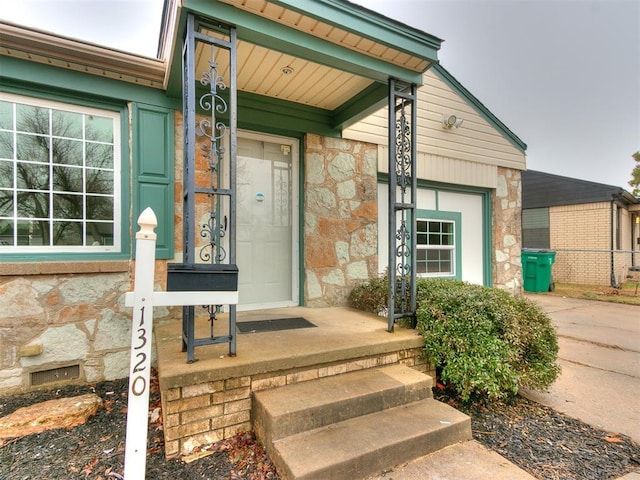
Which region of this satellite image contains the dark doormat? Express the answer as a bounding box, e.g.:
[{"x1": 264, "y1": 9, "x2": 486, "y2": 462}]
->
[{"x1": 236, "y1": 317, "x2": 316, "y2": 334}]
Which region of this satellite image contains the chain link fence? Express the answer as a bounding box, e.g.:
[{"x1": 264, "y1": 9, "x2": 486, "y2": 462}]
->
[{"x1": 550, "y1": 249, "x2": 640, "y2": 286}]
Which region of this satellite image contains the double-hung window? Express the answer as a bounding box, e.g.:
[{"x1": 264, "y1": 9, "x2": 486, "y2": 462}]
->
[
  {"x1": 416, "y1": 212, "x2": 460, "y2": 277},
  {"x1": 0, "y1": 93, "x2": 121, "y2": 253}
]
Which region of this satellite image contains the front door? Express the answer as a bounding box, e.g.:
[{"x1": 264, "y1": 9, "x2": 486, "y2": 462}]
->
[{"x1": 236, "y1": 133, "x2": 298, "y2": 309}]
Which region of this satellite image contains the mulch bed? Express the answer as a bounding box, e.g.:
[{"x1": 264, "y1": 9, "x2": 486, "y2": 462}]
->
[{"x1": 1, "y1": 374, "x2": 639, "y2": 480}]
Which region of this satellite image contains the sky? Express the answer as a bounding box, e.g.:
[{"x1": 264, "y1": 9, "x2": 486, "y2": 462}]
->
[{"x1": 1, "y1": 0, "x2": 638, "y2": 191}]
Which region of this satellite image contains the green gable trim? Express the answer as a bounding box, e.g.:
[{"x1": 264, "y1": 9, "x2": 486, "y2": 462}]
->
[
  {"x1": 271, "y1": 0, "x2": 441, "y2": 64},
  {"x1": 182, "y1": 0, "x2": 426, "y2": 85},
  {"x1": 0, "y1": 55, "x2": 179, "y2": 109},
  {"x1": 433, "y1": 64, "x2": 527, "y2": 154}
]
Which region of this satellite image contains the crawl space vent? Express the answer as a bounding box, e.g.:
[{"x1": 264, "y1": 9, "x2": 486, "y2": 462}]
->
[{"x1": 31, "y1": 365, "x2": 80, "y2": 386}]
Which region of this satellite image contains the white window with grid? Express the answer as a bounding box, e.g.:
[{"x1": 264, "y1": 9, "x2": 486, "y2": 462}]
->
[
  {"x1": 416, "y1": 218, "x2": 456, "y2": 276},
  {"x1": 0, "y1": 93, "x2": 121, "y2": 253}
]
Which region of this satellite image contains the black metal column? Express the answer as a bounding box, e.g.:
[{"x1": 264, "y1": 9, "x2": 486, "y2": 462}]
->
[
  {"x1": 180, "y1": 14, "x2": 237, "y2": 362},
  {"x1": 387, "y1": 79, "x2": 417, "y2": 332}
]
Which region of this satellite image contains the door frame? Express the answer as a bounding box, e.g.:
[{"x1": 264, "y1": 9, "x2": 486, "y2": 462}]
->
[{"x1": 236, "y1": 130, "x2": 300, "y2": 310}]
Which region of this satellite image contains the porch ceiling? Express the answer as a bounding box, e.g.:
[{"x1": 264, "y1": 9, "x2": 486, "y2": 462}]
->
[{"x1": 165, "y1": 0, "x2": 442, "y2": 129}]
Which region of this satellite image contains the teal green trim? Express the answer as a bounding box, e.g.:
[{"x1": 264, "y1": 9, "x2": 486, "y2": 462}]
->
[
  {"x1": 0, "y1": 101, "x2": 131, "y2": 262},
  {"x1": 432, "y1": 65, "x2": 527, "y2": 153},
  {"x1": 332, "y1": 82, "x2": 388, "y2": 130},
  {"x1": 271, "y1": 0, "x2": 441, "y2": 62},
  {"x1": 416, "y1": 209, "x2": 462, "y2": 280},
  {"x1": 0, "y1": 56, "x2": 180, "y2": 109},
  {"x1": 238, "y1": 92, "x2": 341, "y2": 137},
  {"x1": 132, "y1": 103, "x2": 175, "y2": 259},
  {"x1": 482, "y1": 190, "x2": 493, "y2": 287},
  {"x1": 179, "y1": 1, "x2": 427, "y2": 85}
]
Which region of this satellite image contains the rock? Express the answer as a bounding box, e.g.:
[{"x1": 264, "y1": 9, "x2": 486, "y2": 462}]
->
[{"x1": 0, "y1": 393, "x2": 102, "y2": 439}]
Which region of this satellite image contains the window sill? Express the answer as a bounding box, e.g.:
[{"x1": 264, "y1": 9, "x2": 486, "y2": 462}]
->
[{"x1": 0, "y1": 260, "x2": 130, "y2": 276}]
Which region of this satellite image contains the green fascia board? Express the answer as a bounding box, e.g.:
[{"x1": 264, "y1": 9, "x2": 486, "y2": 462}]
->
[
  {"x1": 238, "y1": 91, "x2": 341, "y2": 137},
  {"x1": 0, "y1": 55, "x2": 180, "y2": 110},
  {"x1": 272, "y1": 0, "x2": 441, "y2": 63},
  {"x1": 180, "y1": 0, "x2": 426, "y2": 84},
  {"x1": 433, "y1": 64, "x2": 527, "y2": 153},
  {"x1": 331, "y1": 82, "x2": 388, "y2": 130}
]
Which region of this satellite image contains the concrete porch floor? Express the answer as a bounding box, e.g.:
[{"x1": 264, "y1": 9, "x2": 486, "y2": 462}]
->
[{"x1": 154, "y1": 306, "x2": 426, "y2": 391}]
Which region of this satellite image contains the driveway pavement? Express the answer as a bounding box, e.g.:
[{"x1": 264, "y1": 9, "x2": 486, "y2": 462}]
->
[{"x1": 522, "y1": 294, "x2": 640, "y2": 444}]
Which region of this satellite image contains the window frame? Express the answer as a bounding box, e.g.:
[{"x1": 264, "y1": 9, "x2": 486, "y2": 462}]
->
[
  {"x1": 0, "y1": 91, "x2": 130, "y2": 261},
  {"x1": 415, "y1": 209, "x2": 462, "y2": 279}
]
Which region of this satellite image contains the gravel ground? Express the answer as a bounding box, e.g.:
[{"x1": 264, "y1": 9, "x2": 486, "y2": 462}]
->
[{"x1": 1, "y1": 374, "x2": 639, "y2": 480}]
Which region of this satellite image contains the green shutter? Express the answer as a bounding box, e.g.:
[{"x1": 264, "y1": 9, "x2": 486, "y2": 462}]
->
[{"x1": 133, "y1": 104, "x2": 174, "y2": 259}]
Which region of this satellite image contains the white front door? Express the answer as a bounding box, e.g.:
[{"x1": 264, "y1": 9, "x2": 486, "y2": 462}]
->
[{"x1": 236, "y1": 132, "x2": 298, "y2": 309}]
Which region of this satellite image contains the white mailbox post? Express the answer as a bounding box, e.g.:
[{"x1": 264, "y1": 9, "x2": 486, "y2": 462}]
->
[{"x1": 123, "y1": 207, "x2": 238, "y2": 478}]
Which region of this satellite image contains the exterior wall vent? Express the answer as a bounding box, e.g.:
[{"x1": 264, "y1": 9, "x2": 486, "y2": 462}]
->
[{"x1": 30, "y1": 365, "x2": 80, "y2": 387}]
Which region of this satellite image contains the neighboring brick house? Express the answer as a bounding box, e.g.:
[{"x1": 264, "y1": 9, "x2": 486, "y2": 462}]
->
[
  {"x1": 0, "y1": 0, "x2": 526, "y2": 394},
  {"x1": 522, "y1": 170, "x2": 640, "y2": 286}
]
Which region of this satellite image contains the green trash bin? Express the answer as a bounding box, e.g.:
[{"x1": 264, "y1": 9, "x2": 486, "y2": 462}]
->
[{"x1": 521, "y1": 249, "x2": 556, "y2": 292}]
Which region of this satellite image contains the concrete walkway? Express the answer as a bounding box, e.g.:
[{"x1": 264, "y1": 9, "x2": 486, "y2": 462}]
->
[
  {"x1": 370, "y1": 294, "x2": 640, "y2": 479},
  {"x1": 522, "y1": 294, "x2": 640, "y2": 444}
]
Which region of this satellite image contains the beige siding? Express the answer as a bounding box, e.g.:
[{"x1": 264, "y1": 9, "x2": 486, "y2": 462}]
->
[{"x1": 343, "y1": 69, "x2": 526, "y2": 187}]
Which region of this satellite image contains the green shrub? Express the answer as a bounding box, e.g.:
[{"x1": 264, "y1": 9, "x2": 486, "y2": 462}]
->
[
  {"x1": 348, "y1": 274, "x2": 388, "y2": 315},
  {"x1": 416, "y1": 278, "x2": 560, "y2": 402},
  {"x1": 348, "y1": 276, "x2": 560, "y2": 403}
]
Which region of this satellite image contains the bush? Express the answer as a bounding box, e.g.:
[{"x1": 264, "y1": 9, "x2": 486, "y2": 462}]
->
[
  {"x1": 348, "y1": 276, "x2": 560, "y2": 403},
  {"x1": 348, "y1": 274, "x2": 388, "y2": 315},
  {"x1": 416, "y1": 279, "x2": 560, "y2": 402}
]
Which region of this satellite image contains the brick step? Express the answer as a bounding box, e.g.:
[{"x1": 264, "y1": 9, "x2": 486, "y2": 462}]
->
[
  {"x1": 252, "y1": 365, "x2": 471, "y2": 480},
  {"x1": 253, "y1": 364, "x2": 433, "y2": 444},
  {"x1": 272, "y1": 398, "x2": 471, "y2": 480}
]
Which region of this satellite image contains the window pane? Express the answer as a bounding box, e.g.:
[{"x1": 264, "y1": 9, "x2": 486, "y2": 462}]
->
[
  {"x1": 21, "y1": 219, "x2": 49, "y2": 246},
  {"x1": 86, "y1": 115, "x2": 113, "y2": 143},
  {"x1": 17, "y1": 191, "x2": 49, "y2": 217},
  {"x1": 16, "y1": 104, "x2": 49, "y2": 134},
  {"x1": 0, "y1": 219, "x2": 12, "y2": 245},
  {"x1": 0, "y1": 131, "x2": 13, "y2": 159},
  {"x1": 53, "y1": 165, "x2": 83, "y2": 193},
  {"x1": 0, "y1": 101, "x2": 13, "y2": 130},
  {"x1": 52, "y1": 110, "x2": 83, "y2": 138},
  {"x1": 16, "y1": 134, "x2": 49, "y2": 162},
  {"x1": 87, "y1": 196, "x2": 113, "y2": 220},
  {"x1": 52, "y1": 138, "x2": 83, "y2": 165},
  {"x1": 0, "y1": 160, "x2": 13, "y2": 188},
  {"x1": 428, "y1": 233, "x2": 440, "y2": 245},
  {"x1": 52, "y1": 221, "x2": 82, "y2": 245},
  {"x1": 87, "y1": 222, "x2": 114, "y2": 246},
  {"x1": 0, "y1": 191, "x2": 12, "y2": 216},
  {"x1": 53, "y1": 193, "x2": 83, "y2": 219},
  {"x1": 86, "y1": 142, "x2": 113, "y2": 169},
  {"x1": 428, "y1": 221, "x2": 440, "y2": 233},
  {"x1": 86, "y1": 169, "x2": 113, "y2": 194},
  {"x1": 16, "y1": 162, "x2": 49, "y2": 190}
]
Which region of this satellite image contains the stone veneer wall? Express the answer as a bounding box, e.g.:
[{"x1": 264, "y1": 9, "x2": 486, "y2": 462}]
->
[
  {"x1": 0, "y1": 264, "x2": 136, "y2": 393},
  {"x1": 493, "y1": 166, "x2": 523, "y2": 294},
  {"x1": 303, "y1": 134, "x2": 379, "y2": 307},
  {"x1": 162, "y1": 347, "x2": 431, "y2": 458}
]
